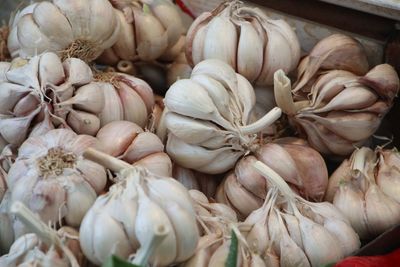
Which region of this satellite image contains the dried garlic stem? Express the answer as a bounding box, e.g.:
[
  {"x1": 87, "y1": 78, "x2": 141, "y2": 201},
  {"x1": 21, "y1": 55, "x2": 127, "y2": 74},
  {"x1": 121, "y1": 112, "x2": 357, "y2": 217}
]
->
[
  {"x1": 131, "y1": 225, "x2": 169, "y2": 266},
  {"x1": 273, "y1": 70, "x2": 297, "y2": 116},
  {"x1": 252, "y1": 161, "x2": 296, "y2": 202},
  {"x1": 11, "y1": 202, "x2": 80, "y2": 267},
  {"x1": 239, "y1": 107, "x2": 282, "y2": 135},
  {"x1": 350, "y1": 147, "x2": 373, "y2": 178},
  {"x1": 83, "y1": 148, "x2": 132, "y2": 172}
]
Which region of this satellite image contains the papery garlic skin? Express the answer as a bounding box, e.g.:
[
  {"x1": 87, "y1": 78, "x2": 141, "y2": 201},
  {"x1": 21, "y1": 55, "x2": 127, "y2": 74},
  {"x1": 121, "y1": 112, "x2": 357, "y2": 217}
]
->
[
  {"x1": 328, "y1": 147, "x2": 400, "y2": 240},
  {"x1": 186, "y1": 1, "x2": 300, "y2": 86},
  {"x1": 6, "y1": 129, "x2": 107, "y2": 230},
  {"x1": 165, "y1": 59, "x2": 282, "y2": 174},
  {"x1": 99, "y1": 0, "x2": 186, "y2": 64},
  {"x1": 274, "y1": 62, "x2": 399, "y2": 156},
  {"x1": 8, "y1": 0, "x2": 120, "y2": 62},
  {"x1": 79, "y1": 166, "x2": 199, "y2": 266}
]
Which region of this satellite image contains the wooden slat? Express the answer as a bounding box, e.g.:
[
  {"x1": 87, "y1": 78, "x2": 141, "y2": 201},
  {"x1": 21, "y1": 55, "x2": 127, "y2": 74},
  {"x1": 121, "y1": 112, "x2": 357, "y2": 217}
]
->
[{"x1": 248, "y1": 0, "x2": 397, "y2": 41}]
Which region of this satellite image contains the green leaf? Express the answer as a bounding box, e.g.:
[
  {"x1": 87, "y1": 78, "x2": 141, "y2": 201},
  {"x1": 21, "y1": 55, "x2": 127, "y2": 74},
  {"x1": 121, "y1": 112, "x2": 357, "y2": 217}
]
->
[
  {"x1": 225, "y1": 230, "x2": 238, "y2": 267},
  {"x1": 102, "y1": 255, "x2": 143, "y2": 267}
]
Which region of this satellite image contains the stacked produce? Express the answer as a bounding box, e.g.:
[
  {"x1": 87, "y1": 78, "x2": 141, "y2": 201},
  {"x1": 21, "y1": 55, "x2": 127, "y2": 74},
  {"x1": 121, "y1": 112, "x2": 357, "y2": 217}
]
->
[{"x1": 0, "y1": 0, "x2": 399, "y2": 266}]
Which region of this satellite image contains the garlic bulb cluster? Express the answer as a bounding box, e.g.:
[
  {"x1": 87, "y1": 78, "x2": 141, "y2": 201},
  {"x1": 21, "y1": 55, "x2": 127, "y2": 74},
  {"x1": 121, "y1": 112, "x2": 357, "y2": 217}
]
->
[
  {"x1": 8, "y1": 0, "x2": 120, "y2": 62},
  {"x1": 96, "y1": 121, "x2": 172, "y2": 177},
  {"x1": 173, "y1": 165, "x2": 217, "y2": 198},
  {"x1": 293, "y1": 34, "x2": 369, "y2": 92},
  {"x1": 186, "y1": 1, "x2": 300, "y2": 86},
  {"x1": 0, "y1": 202, "x2": 83, "y2": 267},
  {"x1": 99, "y1": 0, "x2": 186, "y2": 64},
  {"x1": 79, "y1": 151, "x2": 199, "y2": 266},
  {"x1": 241, "y1": 161, "x2": 360, "y2": 267},
  {"x1": 167, "y1": 52, "x2": 192, "y2": 87},
  {"x1": 6, "y1": 129, "x2": 107, "y2": 229},
  {"x1": 274, "y1": 63, "x2": 399, "y2": 156},
  {"x1": 0, "y1": 26, "x2": 10, "y2": 62},
  {"x1": 217, "y1": 138, "x2": 329, "y2": 219},
  {"x1": 164, "y1": 59, "x2": 282, "y2": 174},
  {"x1": 326, "y1": 147, "x2": 400, "y2": 240}
]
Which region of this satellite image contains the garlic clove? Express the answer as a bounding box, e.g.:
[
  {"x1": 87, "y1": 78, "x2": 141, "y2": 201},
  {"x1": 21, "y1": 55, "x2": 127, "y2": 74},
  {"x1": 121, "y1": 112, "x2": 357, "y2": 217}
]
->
[
  {"x1": 6, "y1": 56, "x2": 40, "y2": 89},
  {"x1": 38, "y1": 52, "x2": 66, "y2": 85},
  {"x1": 32, "y1": 2, "x2": 74, "y2": 50},
  {"x1": 203, "y1": 17, "x2": 237, "y2": 69},
  {"x1": 97, "y1": 83, "x2": 124, "y2": 127},
  {"x1": 196, "y1": 149, "x2": 243, "y2": 174},
  {"x1": 312, "y1": 86, "x2": 378, "y2": 113},
  {"x1": 207, "y1": 241, "x2": 230, "y2": 267},
  {"x1": 323, "y1": 217, "x2": 361, "y2": 256},
  {"x1": 333, "y1": 183, "x2": 369, "y2": 239},
  {"x1": 134, "y1": 8, "x2": 169, "y2": 61},
  {"x1": 13, "y1": 93, "x2": 40, "y2": 117},
  {"x1": 236, "y1": 20, "x2": 264, "y2": 83},
  {"x1": 160, "y1": 35, "x2": 186, "y2": 62},
  {"x1": 325, "y1": 159, "x2": 352, "y2": 202},
  {"x1": 135, "y1": 187, "x2": 177, "y2": 266},
  {"x1": 117, "y1": 82, "x2": 148, "y2": 128},
  {"x1": 236, "y1": 73, "x2": 257, "y2": 124},
  {"x1": 96, "y1": 120, "x2": 143, "y2": 157},
  {"x1": 376, "y1": 151, "x2": 400, "y2": 203},
  {"x1": 185, "y1": 12, "x2": 213, "y2": 66},
  {"x1": 246, "y1": 221, "x2": 269, "y2": 254},
  {"x1": 67, "y1": 110, "x2": 101, "y2": 136},
  {"x1": 224, "y1": 173, "x2": 264, "y2": 218},
  {"x1": 122, "y1": 132, "x2": 164, "y2": 163},
  {"x1": 133, "y1": 152, "x2": 172, "y2": 177},
  {"x1": 235, "y1": 156, "x2": 267, "y2": 199},
  {"x1": 63, "y1": 175, "x2": 97, "y2": 227},
  {"x1": 298, "y1": 112, "x2": 380, "y2": 142},
  {"x1": 16, "y1": 15, "x2": 54, "y2": 58},
  {"x1": 0, "y1": 83, "x2": 30, "y2": 113},
  {"x1": 76, "y1": 159, "x2": 107, "y2": 195},
  {"x1": 61, "y1": 83, "x2": 105, "y2": 114},
  {"x1": 62, "y1": 58, "x2": 93, "y2": 86},
  {"x1": 365, "y1": 184, "x2": 400, "y2": 237},
  {"x1": 281, "y1": 213, "x2": 303, "y2": 250},
  {"x1": 111, "y1": 10, "x2": 136, "y2": 60},
  {"x1": 165, "y1": 112, "x2": 226, "y2": 145},
  {"x1": 298, "y1": 214, "x2": 344, "y2": 267}
]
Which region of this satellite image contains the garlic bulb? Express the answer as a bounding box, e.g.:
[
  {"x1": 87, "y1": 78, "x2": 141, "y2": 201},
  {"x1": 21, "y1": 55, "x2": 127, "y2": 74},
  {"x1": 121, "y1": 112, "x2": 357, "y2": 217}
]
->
[
  {"x1": 6, "y1": 129, "x2": 107, "y2": 229},
  {"x1": 242, "y1": 161, "x2": 361, "y2": 267},
  {"x1": 0, "y1": 52, "x2": 100, "y2": 145},
  {"x1": 0, "y1": 201, "x2": 82, "y2": 267},
  {"x1": 173, "y1": 165, "x2": 217, "y2": 198},
  {"x1": 0, "y1": 26, "x2": 10, "y2": 62},
  {"x1": 186, "y1": 1, "x2": 300, "y2": 86},
  {"x1": 167, "y1": 52, "x2": 192, "y2": 87},
  {"x1": 96, "y1": 71, "x2": 155, "y2": 128},
  {"x1": 99, "y1": 0, "x2": 186, "y2": 64},
  {"x1": 164, "y1": 59, "x2": 282, "y2": 174},
  {"x1": 293, "y1": 34, "x2": 369, "y2": 93},
  {"x1": 217, "y1": 138, "x2": 329, "y2": 218},
  {"x1": 79, "y1": 150, "x2": 199, "y2": 266},
  {"x1": 274, "y1": 63, "x2": 399, "y2": 156},
  {"x1": 326, "y1": 147, "x2": 400, "y2": 240},
  {"x1": 8, "y1": 0, "x2": 120, "y2": 62},
  {"x1": 183, "y1": 190, "x2": 268, "y2": 267},
  {"x1": 96, "y1": 121, "x2": 172, "y2": 177}
]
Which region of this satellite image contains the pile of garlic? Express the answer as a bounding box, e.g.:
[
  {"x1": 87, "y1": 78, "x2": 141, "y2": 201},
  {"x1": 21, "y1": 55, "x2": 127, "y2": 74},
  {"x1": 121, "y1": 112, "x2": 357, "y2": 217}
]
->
[
  {"x1": 79, "y1": 149, "x2": 199, "y2": 266},
  {"x1": 326, "y1": 147, "x2": 400, "y2": 240}
]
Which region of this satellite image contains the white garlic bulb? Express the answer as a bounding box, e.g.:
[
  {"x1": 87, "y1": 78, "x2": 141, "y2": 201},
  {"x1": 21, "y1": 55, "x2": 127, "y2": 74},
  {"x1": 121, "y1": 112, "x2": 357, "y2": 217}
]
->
[
  {"x1": 186, "y1": 1, "x2": 300, "y2": 86},
  {"x1": 0, "y1": 202, "x2": 83, "y2": 267},
  {"x1": 99, "y1": 0, "x2": 186, "y2": 64},
  {"x1": 6, "y1": 129, "x2": 107, "y2": 229},
  {"x1": 327, "y1": 147, "x2": 400, "y2": 240},
  {"x1": 274, "y1": 63, "x2": 399, "y2": 156},
  {"x1": 8, "y1": 0, "x2": 120, "y2": 62},
  {"x1": 164, "y1": 59, "x2": 282, "y2": 174},
  {"x1": 96, "y1": 121, "x2": 172, "y2": 177},
  {"x1": 79, "y1": 156, "x2": 199, "y2": 266}
]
